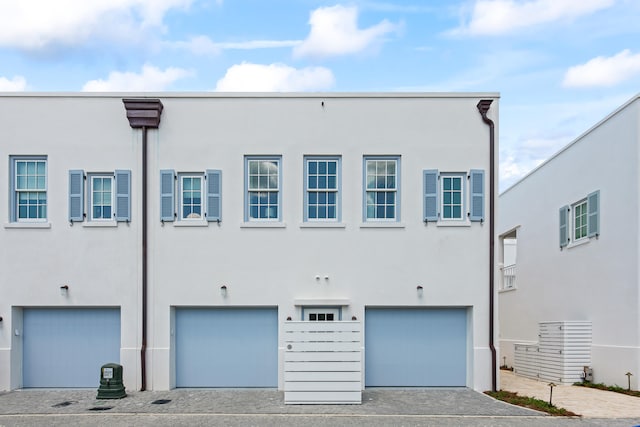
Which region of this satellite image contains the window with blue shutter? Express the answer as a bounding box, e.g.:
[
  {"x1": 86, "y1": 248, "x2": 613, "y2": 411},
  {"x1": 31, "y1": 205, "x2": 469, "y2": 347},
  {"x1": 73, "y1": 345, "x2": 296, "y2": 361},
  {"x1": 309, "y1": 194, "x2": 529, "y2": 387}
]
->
[
  {"x1": 559, "y1": 205, "x2": 569, "y2": 248},
  {"x1": 423, "y1": 169, "x2": 438, "y2": 222},
  {"x1": 469, "y1": 169, "x2": 484, "y2": 222},
  {"x1": 114, "y1": 170, "x2": 131, "y2": 222},
  {"x1": 69, "y1": 170, "x2": 84, "y2": 222},
  {"x1": 206, "y1": 169, "x2": 222, "y2": 222},
  {"x1": 160, "y1": 169, "x2": 175, "y2": 222},
  {"x1": 587, "y1": 190, "x2": 599, "y2": 237}
]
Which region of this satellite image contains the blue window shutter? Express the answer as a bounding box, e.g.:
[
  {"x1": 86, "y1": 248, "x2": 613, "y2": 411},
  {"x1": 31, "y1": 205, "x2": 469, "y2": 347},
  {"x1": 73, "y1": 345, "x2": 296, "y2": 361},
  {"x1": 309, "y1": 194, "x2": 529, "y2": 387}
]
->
[
  {"x1": 587, "y1": 190, "x2": 599, "y2": 237},
  {"x1": 160, "y1": 169, "x2": 175, "y2": 222},
  {"x1": 559, "y1": 205, "x2": 569, "y2": 248},
  {"x1": 115, "y1": 170, "x2": 131, "y2": 222},
  {"x1": 469, "y1": 169, "x2": 485, "y2": 222},
  {"x1": 424, "y1": 169, "x2": 438, "y2": 221},
  {"x1": 69, "y1": 170, "x2": 84, "y2": 222},
  {"x1": 206, "y1": 169, "x2": 222, "y2": 222}
]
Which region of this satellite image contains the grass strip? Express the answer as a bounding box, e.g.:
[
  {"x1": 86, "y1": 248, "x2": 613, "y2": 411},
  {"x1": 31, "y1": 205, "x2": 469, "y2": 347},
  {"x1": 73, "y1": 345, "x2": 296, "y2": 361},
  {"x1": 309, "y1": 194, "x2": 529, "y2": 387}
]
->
[
  {"x1": 573, "y1": 382, "x2": 640, "y2": 397},
  {"x1": 485, "y1": 390, "x2": 579, "y2": 416}
]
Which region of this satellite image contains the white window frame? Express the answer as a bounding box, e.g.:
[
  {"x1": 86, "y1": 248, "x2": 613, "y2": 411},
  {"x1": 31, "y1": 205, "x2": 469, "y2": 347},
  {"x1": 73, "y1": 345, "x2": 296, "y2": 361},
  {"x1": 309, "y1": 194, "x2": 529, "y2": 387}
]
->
[
  {"x1": 179, "y1": 174, "x2": 205, "y2": 221},
  {"x1": 88, "y1": 174, "x2": 115, "y2": 221},
  {"x1": 11, "y1": 156, "x2": 47, "y2": 223},
  {"x1": 572, "y1": 199, "x2": 588, "y2": 242},
  {"x1": 302, "y1": 307, "x2": 341, "y2": 321},
  {"x1": 440, "y1": 173, "x2": 465, "y2": 221},
  {"x1": 245, "y1": 156, "x2": 282, "y2": 222},
  {"x1": 304, "y1": 156, "x2": 340, "y2": 222},
  {"x1": 364, "y1": 156, "x2": 400, "y2": 222}
]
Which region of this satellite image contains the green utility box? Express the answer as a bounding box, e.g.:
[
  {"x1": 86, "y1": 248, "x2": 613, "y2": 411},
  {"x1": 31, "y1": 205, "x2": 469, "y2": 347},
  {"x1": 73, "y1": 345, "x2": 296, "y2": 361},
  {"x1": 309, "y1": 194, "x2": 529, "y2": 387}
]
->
[{"x1": 97, "y1": 363, "x2": 126, "y2": 399}]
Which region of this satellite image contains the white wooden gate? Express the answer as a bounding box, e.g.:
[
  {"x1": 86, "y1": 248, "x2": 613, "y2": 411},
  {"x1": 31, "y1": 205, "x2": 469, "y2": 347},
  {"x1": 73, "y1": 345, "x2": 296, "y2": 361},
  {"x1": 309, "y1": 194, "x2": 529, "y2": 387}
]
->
[{"x1": 284, "y1": 321, "x2": 362, "y2": 404}]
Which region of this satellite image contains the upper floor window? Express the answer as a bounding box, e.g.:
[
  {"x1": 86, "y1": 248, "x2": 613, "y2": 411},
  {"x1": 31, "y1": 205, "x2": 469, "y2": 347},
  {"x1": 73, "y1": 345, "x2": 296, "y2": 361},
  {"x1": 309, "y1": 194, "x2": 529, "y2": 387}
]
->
[
  {"x1": 364, "y1": 156, "x2": 399, "y2": 221},
  {"x1": 11, "y1": 156, "x2": 47, "y2": 222},
  {"x1": 89, "y1": 175, "x2": 114, "y2": 221},
  {"x1": 441, "y1": 174, "x2": 464, "y2": 220},
  {"x1": 69, "y1": 170, "x2": 131, "y2": 223},
  {"x1": 423, "y1": 169, "x2": 484, "y2": 223},
  {"x1": 159, "y1": 169, "x2": 221, "y2": 223},
  {"x1": 305, "y1": 156, "x2": 340, "y2": 221},
  {"x1": 559, "y1": 190, "x2": 599, "y2": 248},
  {"x1": 180, "y1": 175, "x2": 204, "y2": 220},
  {"x1": 245, "y1": 157, "x2": 281, "y2": 221}
]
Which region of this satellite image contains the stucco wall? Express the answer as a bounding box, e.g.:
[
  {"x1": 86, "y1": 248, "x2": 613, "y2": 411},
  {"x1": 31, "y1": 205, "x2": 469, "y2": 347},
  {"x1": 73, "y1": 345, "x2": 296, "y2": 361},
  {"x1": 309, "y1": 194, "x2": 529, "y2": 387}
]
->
[{"x1": 499, "y1": 96, "x2": 640, "y2": 388}]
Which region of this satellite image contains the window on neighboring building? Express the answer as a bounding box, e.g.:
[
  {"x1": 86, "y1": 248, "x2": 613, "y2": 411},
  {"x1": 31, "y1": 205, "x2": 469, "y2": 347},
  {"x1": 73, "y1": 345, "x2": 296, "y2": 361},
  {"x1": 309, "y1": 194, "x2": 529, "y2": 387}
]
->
[
  {"x1": 11, "y1": 156, "x2": 47, "y2": 222},
  {"x1": 559, "y1": 190, "x2": 599, "y2": 248},
  {"x1": 364, "y1": 156, "x2": 399, "y2": 221},
  {"x1": 303, "y1": 307, "x2": 341, "y2": 321},
  {"x1": 305, "y1": 156, "x2": 340, "y2": 221},
  {"x1": 69, "y1": 170, "x2": 131, "y2": 223},
  {"x1": 159, "y1": 169, "x2": 221, "y2": 223},
  {"x1": 246, "y1": 157, "x2": 281, "y2": 221},
  {"x1": 89, "y1": 175, "x2": 114, "y2": 220}
]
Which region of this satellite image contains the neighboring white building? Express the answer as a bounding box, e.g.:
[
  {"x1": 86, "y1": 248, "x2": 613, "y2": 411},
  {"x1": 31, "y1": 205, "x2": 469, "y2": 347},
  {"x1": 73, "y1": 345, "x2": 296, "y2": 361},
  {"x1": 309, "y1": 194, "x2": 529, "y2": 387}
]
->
[
  {"x1": 1, "y1": 92, "x2": 499, "y2": 392},
  {"x1": 499, "y1": 93, "x2": 640, "y2": 389}
]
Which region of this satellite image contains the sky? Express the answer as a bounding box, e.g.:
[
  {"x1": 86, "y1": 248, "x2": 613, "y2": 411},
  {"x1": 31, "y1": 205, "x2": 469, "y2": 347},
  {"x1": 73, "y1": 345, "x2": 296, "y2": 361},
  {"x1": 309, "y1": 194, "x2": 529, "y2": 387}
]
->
[{"x1": 1, "y1": 0, "x2": 639, "y2": 190}]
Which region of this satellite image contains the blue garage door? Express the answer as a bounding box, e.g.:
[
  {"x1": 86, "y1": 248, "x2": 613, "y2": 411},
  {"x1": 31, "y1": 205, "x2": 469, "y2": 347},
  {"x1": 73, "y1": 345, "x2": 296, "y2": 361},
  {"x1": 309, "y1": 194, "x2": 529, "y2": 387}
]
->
[
  {"x1": 175, "y1": 307, "x2": 278, "y2": 387},
  {"x1": 23, "y1": 308, "x2": 121, "y2": 388},
  {"x1": 365, "y1": 308, "x2": 467, "y2": 387}
]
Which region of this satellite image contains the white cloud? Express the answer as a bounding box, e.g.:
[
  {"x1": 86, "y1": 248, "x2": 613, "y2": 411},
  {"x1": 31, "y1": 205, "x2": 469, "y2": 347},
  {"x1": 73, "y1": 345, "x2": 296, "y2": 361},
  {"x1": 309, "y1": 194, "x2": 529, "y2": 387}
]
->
[
  {"x1": 293, "y1": 5, "x2": 399, "y2": 59},
  {"x1": 0, "y1": 76, "x2": 27, "y2": 91},
  {"x1": 215, "y1": 63, "x2": 335, "y2": 92},
  {"x1": 563, "y1": 50, "x2": 640, "y2": 88},
  {"x1": 82, "y1": 64, "x2": 192, "y2": 91},
  {"x1": 0, "y1": 0, "x2": 193, "y2": 51},
  {"x1": 453, "y1": 0, "x2": 613, "y2": 36},
  {"x1": 165, "y1": 36, "x2": 301, "y2": 56}
]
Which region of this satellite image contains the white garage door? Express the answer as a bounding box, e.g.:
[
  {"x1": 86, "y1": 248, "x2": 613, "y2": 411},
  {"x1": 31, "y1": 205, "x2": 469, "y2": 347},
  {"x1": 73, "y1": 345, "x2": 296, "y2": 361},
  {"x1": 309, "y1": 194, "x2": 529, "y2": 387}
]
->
[
  {"x1": 23, "y1": 308, "x2": 121, "y2": 388},
  {"x1": 175, "y1": 307, "x2": 278, "y2": 387},
  {"x1": 365, "y1": 308, "x2": 467, "y2": 387}
]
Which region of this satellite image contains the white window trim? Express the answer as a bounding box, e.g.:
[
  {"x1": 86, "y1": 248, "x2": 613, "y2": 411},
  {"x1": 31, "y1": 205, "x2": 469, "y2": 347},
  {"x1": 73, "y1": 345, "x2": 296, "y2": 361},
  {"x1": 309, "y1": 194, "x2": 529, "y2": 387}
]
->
[
  {"x1": 439, "y1": 173, "x2": 466, "y2": 222},
  {"x1": 11, "y1": 156, "x2": 48, "y2": 223},
  {"x1": 245, "y1": 156, "x2": 282, "y2": 222},
  {"x1": 304, "y1": 156, "x2": 341, "y2": 222},
  {"x1": 571, "y1": 199, "x2": 588, "y2": 243},
  {"x1": 88, "y1": 174, "x2": 115, "y2": 222},
  {"x1": 363, "y1": 156, "x2": 400, "y2": 222},
  {"x1": 178, "y1": 173, "x2": 205, "y2": 221}
]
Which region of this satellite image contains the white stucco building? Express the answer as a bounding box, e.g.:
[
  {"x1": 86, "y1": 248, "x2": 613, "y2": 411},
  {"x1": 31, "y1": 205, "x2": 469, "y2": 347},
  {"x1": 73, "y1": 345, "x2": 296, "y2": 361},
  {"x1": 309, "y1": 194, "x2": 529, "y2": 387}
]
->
[
  {"x1": 1, "y1": 92, "x2": 499, "y2": 392},
  {"x1": 499, "y1": 93, "x2": 640, "y2": 389}
]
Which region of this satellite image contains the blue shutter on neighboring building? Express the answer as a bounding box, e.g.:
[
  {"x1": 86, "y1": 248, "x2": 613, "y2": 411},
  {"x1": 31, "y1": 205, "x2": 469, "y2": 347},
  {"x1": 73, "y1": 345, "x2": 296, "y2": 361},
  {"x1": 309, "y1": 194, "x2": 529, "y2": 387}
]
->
[
  {"x1": 587, "y1": 190, "x2": 599, "y2": 238},
  {"x1": 160, "y1": 169, "x2": 175, "y2": 221},
  {"x1": 469, "y1": 169, "x2": 485, "y2": 222},
  {"x1": 69, "y1": 170, "x2": 84, "y2": 222},
  {"x1": 206, "y1": 169, "x2": 222, "y2": 222},
  {"x1": 424, "y1": 169, "x2": 438, "y2": 222},
  {"x1": 559, "y1": 205, "x2": 569, "y2": 248},
  {"x1": 114, "y1": 170, "x2": 131, "y2": 222}
]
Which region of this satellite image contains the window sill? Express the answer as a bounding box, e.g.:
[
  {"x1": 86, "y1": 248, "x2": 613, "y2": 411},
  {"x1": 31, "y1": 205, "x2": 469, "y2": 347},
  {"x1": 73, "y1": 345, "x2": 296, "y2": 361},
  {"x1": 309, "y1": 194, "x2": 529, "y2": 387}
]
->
[
  {"x1": 499, "y1": 287, "x2": 517, "y2": 293},
  {"x1": 567, "y1": 237, "x2": 591, "y2": 249},
  {"x1": 173, "y1": 220, "x2": 209, "y2": 227},
  {"x1": 82, "y1": 221, "x2": 118, "y2": 228},
  {"x1": 241, "y1": 222, "x2": 286, "y2": 228},
  {"x1": 300, "y1": 222, "x2": 346, "y2": 228},
  {"x1": 360, "y1": 222, "x2": 405, "y2": 229},
  {"x1": 435, "y1": 221, "x2": 471, "y2": 227},
  {"x1": 4, "y1": 222, "x2": 51, "y2": 229}
]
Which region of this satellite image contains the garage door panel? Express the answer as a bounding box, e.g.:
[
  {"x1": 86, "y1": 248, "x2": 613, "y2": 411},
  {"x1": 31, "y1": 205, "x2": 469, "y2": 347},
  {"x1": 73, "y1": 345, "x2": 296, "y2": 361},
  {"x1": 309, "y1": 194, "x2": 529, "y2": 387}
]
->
[
  {"x1": 365, "y1": 308, "x2": 467, "y2": 387},
  {"x1": 175, "y1": 308, "x2": 277, "y2": 387},
  {"x1": 23, "y1": 308, "x2": 121, "y2": 388}
]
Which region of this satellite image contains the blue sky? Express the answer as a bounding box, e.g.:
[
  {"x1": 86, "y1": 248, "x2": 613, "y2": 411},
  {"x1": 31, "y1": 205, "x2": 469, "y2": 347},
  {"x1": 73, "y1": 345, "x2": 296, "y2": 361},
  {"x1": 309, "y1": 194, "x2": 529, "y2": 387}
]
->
[{"x1": 1, "y1": 0, "x2": 639, "y2": 190}]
